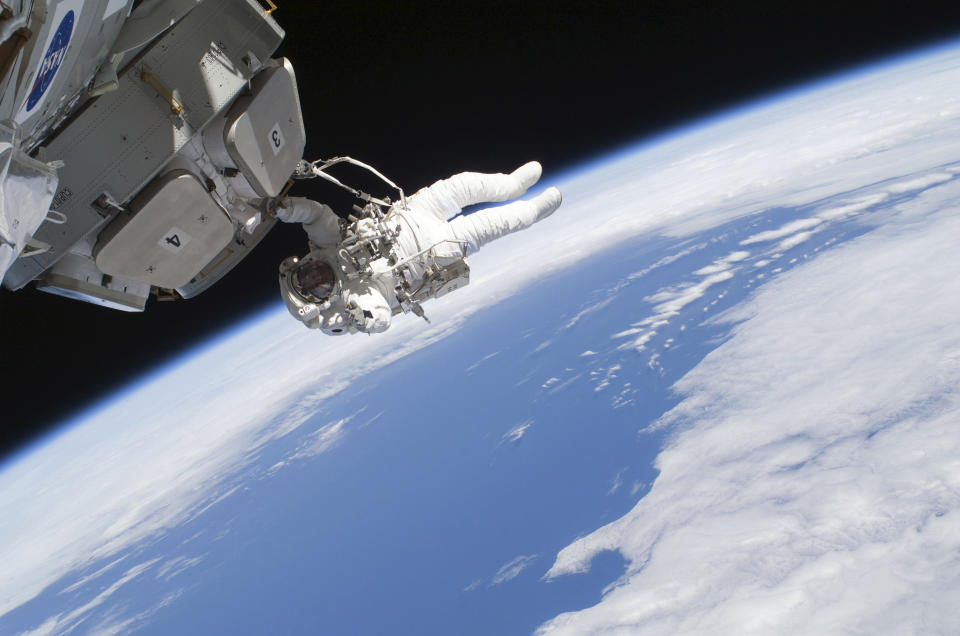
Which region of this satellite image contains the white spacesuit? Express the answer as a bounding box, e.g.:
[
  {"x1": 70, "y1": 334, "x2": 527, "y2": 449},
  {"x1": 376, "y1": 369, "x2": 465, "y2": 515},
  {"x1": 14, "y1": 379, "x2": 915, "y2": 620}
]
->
[{"x1": 277, "y1": 161, "x2": 561, "y2": 335}]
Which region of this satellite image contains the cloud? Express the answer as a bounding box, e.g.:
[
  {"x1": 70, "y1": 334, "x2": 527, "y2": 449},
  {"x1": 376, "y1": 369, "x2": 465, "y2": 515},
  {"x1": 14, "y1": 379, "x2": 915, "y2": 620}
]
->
[
  {"x1": 287, "y1": 418, "x2": 350, "y2": 461},
  {"x1": 561, "y1": 297, "x2": 615, "y2": 331},
  {"x1": 591, "y1": 365, "x2": 621, "y2": 392},
  {"x1": 776, "y1": 230, "x2": 815, "y2": 250},
  {"x1": 58, "y1": 556, "x2": 128, "y2": 595},
  {"x1": 538, "y1": 182, "x2": 960, "y2": 634},
  {"x1": 612, "y1": 270, "x2": 734, "y2": 353},
  {"x1": 86, "y1": 588, "x2": 184, "y2": 636},
  {"x1": 501, "y1": 420, "x2": 533, "y2": 444},
  {"x1": 466, "y1": 351, "x2": 500, "y2": 373},
  {"x1": 740, "y1": 218, "x2": 823, "y2": 245},
  {"x1": 886, "y1": 171, "x2": 952, "y2": 193},
  {"x1": 491, "y1": 555, "x2": 538, "y2": 586},
  {"x1": 19, "y1": 559, "x2": 160, "y2": 636},
  {"x1": 815, "y1": 192, "x2": 888, "y2": 220},
  {"x1": 607, "y1": 469, "x2": 626, "y2": 496},
  {"x1": 693, "y1": 250, "x2": 751, "y2": 276},
  {"x1": 463, "y1": 554, "x2": 540, "y2": 591},
  {"x1": 543, "y1": 373, "x2": 582, "y2": 395},
  {"x1": 156, "y1": 555, "x2": 204, "y2": 582}
]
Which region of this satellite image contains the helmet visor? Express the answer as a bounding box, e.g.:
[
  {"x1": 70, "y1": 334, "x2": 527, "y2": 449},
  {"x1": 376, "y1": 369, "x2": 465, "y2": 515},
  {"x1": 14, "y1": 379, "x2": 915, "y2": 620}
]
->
[{"x1": 294, "y1": 260, "x2": 335, "y2": 301}]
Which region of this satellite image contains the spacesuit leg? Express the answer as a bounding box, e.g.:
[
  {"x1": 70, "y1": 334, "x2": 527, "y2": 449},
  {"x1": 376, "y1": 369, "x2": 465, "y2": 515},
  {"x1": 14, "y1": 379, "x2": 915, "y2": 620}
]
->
[
  {"x1": 448, "y1": 187, "x2": 562, "y2": 254},
  {"x1": 408, "y1": 161, "x2": 544, "y2": 220}
]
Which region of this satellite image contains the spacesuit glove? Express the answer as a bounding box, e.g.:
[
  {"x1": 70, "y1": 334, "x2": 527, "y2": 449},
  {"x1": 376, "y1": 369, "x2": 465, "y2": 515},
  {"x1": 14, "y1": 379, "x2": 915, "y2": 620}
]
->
[
  {"x1": 355, "y1": 218, "x2": 378, "y2": 240},
  {"x1": 343, "y1": 301, "x2": 373, "y2": 332},
  {"x1": 344, "y1": 301, "x2": 363, "y2": 326}
]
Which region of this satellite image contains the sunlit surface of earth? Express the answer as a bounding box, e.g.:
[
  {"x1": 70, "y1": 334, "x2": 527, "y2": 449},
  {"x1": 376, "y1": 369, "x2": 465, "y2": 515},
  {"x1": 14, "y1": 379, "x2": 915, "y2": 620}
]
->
[{"x1": 4, "y1": 42, "x2": 960, "y2": 635}]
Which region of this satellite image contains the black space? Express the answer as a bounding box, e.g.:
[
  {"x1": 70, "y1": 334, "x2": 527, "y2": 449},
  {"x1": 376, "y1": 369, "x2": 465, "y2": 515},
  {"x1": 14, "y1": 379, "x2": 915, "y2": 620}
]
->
[{"x1": 2, "y1": 1, "x2": 959, "y2": 459}]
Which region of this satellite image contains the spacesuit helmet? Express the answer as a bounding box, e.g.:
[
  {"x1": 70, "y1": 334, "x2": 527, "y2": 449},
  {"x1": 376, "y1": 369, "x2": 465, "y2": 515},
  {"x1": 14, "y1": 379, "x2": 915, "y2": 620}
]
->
[{"x1": 292, "y1": 259, "x2": 336, "y2": 302}]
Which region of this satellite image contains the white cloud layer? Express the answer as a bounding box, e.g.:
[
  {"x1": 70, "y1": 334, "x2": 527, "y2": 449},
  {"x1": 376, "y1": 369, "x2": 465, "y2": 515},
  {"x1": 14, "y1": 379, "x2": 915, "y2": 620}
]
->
[
  {"x1": 740, "y1": 218, "x2": 822, "y2": 245},
  {"x1": 538, "y1": 182, "x2": 960, "y2": 634}
]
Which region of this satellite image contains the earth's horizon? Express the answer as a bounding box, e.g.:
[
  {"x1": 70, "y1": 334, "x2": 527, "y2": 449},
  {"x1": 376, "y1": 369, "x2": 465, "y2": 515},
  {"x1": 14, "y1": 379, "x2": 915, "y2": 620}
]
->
[{"x1": 4, "y1": 39, "x2": 960, "y2": 635}]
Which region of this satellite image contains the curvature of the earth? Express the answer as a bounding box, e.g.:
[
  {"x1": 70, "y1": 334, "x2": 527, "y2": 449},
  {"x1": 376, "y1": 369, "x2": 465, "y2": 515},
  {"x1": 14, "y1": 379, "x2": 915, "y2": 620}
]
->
[{"x1": 3, "y1": 42, "x2": 960, "y2": 635}]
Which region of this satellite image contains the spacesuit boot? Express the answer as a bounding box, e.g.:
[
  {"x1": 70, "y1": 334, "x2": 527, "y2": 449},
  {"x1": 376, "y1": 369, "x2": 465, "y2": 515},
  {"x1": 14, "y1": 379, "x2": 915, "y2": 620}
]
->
[
  {"x1": 529, "y1": 186, "x2": 563, "y2": 221},
  {"x1": 448, "y1": 186, "x2": 562, "y2": 254},
  {"x1": 409, "y1": 161, "x2": 545, "y2": 221},
  {"x1": 510, "y1": 161, "x2": 543, "y2": 191}
]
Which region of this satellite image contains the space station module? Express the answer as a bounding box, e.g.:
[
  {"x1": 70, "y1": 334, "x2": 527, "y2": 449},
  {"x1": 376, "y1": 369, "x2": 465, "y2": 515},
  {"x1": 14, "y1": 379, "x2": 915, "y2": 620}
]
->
[{"x1": 1, "y1": 0, "x2": 306, "y2": 310}]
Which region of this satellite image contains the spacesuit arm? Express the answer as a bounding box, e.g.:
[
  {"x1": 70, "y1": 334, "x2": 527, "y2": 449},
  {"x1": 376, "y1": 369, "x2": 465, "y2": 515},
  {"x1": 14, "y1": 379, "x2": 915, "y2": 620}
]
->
[
  {"x1": 275, "y1": 197, "x2": 342, "y2": 248},
  {"x1": 342, "y1": 281, "x2": 392, "y2": 334}
]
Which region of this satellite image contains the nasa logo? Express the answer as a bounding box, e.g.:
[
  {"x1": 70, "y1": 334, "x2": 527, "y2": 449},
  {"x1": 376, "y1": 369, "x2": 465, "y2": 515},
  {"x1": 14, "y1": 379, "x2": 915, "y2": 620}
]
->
[{"x1": 25, "y1": 10, "x2": 75, "y2": 113}]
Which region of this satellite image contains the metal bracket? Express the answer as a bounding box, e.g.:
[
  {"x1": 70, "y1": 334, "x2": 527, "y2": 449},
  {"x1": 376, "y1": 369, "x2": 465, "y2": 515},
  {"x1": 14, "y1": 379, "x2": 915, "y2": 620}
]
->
[
  {"x1": 141, "y1": 71, "x2": 183, "y2": 116},
  {"x1": 152, "y1": 287, "x2": 181, "y2": 302}
]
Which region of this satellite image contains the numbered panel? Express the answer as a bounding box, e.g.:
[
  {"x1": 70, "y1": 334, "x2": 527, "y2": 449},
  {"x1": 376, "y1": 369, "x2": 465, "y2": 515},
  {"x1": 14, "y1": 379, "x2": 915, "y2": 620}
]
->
[
  {"x1": 94, "y1": 170, "x2": 233, "y2": 289},
  {"x1": 222, "y1": 58, "x2": 306, "y2": 197}
]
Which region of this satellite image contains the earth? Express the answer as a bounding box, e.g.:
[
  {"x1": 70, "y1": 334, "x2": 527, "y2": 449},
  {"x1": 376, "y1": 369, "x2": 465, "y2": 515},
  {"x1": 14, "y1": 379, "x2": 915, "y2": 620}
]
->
[{"x1": 3, "y1": 42, "x2": 960, "y2": 636}]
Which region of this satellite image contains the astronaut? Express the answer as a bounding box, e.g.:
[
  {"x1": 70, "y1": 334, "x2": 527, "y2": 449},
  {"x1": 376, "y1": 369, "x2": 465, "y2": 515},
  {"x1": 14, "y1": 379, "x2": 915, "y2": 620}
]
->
[{"x1": 277, "y1": 161, "x2": 561, "y2": 335}]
